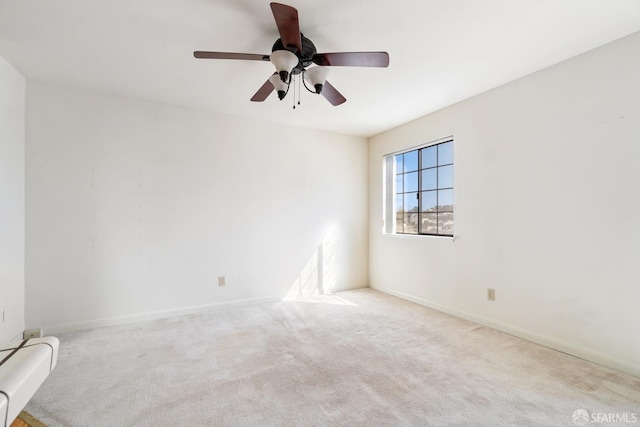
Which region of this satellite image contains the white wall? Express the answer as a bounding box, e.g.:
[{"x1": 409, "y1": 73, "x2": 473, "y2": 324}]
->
[
  {"x1": 369, "y1": 31, "x2": 640, "y2": 376},
  {"x1": 26, "y1": 82, "x2": 368, "y2": 331},
  {"x1": 0, "y1": 54, "x2": 25, "y2": 343}
]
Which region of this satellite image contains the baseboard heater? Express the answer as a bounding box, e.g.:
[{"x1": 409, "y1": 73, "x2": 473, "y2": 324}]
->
[{"x1": 0, "y1": 337, "x2": 59, "y2": 427}]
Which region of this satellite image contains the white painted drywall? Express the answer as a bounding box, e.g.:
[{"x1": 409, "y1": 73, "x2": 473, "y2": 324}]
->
[
  {"x1": 25, "y1": 82, "x2": 368, "y2": 331},
  {"x1": 369, "y1": 31, "x2": 640, "y2": 376},
  {"x1": 0, "y1": 54, "x2": 25, "y2": 343}
]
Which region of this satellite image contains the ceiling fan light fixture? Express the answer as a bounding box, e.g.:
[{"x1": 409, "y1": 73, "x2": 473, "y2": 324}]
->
[
  {"x1": 270, "y1": 50, "x2": 299, "y2": 82},
  {"x1": 304, "y1": 66, "x2": 330, "y2": 94},
  {"x1": 194, "y1": 3, "x2": 389, "y2": 106},
  {"x1": 268, "y1": 73, "x2": 288, "y2": 100}
]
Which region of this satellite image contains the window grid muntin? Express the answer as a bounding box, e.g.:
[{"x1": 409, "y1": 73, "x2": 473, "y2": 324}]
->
[{"x1": 395, "y1": 140, "x2": 453, "y2": 237}]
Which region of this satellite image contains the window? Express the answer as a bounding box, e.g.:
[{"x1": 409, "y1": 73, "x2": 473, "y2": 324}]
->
[{"x1": 386, "y1": 138, "x2": 453, "y2": 236}]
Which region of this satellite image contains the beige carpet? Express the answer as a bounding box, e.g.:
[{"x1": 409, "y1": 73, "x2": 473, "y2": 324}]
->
[{"x1": 25, "y1": 289, "x2": 640, "y2": 426}]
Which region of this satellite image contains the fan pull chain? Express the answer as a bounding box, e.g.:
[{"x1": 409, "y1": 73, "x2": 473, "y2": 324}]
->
[
  {"x1": 292, "y1": 75, "x2": 296, "y2": 109},
  {"x1": 297, "y1": 76, "x2": 301, "y2": 107}
]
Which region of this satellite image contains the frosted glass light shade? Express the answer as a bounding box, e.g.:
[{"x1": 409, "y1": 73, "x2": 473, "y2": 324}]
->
[
  {"x1": 269, "y1": 73, "x2": 288, "y2": 100},
  {"x1": 304, "y1": 66, "x2": 329, "y2": 94},
  {"x1": 270, "y1": 50, "x2": 298, "y2": 82}
]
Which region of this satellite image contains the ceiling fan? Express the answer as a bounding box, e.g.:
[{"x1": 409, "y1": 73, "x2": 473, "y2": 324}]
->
[{"x1": 194, "y1": 2, "x2": 389, "y2": 107}]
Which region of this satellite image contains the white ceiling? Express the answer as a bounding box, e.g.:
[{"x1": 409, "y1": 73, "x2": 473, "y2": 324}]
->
[{"x1": 1, "y1": 0, "x2": 640, "y2": 137}]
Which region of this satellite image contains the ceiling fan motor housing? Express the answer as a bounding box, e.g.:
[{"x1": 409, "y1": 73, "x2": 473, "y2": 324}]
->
[{"x1": 271, "y1": 34, "x2": 317, "y2": 74}]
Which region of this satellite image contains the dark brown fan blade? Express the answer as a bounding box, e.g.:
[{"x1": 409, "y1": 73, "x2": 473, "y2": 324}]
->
[
  {"x1": 313, "y1": 52, "x2": 390, "y2": 67},
  {"x1": 194, "y1": 51, "x2": 270, "y2": 61},
  {"x1": 270, "y1": 3, "x2": 302, "y2": 53},
  {"x1": 321, "y1": 81, "x2": 346, "y2": 106},
  {"x1": 250, "y1": 78, "x2": 275, "y2": 102}
]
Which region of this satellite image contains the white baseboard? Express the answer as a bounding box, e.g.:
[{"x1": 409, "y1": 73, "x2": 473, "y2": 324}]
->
[
  {"x1": 43, "y1": 295, "x2": 282, "y2": 335},
  {"x1": 333, "y1": 282, "x2": 369, "y2": 292},
  {"x1": 370, "y1": 283, "x2": 640, "y2": 378}
]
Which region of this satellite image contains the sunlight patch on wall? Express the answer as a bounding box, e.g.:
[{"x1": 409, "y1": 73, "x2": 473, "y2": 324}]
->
[{"x1": 284, "y1": 224, "x2": 356, "y2": 306}]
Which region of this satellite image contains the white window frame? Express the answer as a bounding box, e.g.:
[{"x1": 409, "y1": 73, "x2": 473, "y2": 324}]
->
[{"x1": 383, "y1": 136, "x2": 454, "y2": 237}]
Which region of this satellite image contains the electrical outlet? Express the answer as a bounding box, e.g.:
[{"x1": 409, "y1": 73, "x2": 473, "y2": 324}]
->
[
  {"x1": 23, "y1": 329, "x2": 43, "y2": 339},
  {"x1": 218, "y1": 276, "x2": 226, "y2": 286},
  {"x1": 487, "y1": 288, "x2": 496, "y2": 301}
]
